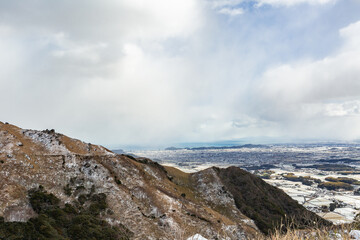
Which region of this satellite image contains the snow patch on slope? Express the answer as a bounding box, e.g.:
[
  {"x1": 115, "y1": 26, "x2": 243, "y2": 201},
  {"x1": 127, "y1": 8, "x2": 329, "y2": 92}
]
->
[
  {"x1": 23, "y1": 130, "x2": 69, "y2": 154},
  {"x1": 195, "y1": 168, "x2": 234, "y2": 206},
  {"x1": 187, "y1": 234, "x2": 208, "y2": 240}
]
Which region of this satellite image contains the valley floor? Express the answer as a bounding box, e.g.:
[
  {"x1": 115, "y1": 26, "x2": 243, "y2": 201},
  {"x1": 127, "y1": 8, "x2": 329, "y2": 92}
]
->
[{"x1": 263, "y1": 168, "x2": 360, "y2": 224}]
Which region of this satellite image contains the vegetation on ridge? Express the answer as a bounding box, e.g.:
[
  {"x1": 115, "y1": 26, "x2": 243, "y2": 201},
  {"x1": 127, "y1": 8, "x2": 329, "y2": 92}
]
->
[
  {"x1": 282, "y1": 173, "x2": 321, "y2": 186},
  {"x1": 0, "y1": 186, "x2": 132, "y2": 240},
  {"x1": 325, "y1": 176, "x2": 360, "y2": 185},
  {"x1": 318, "y1": 181, "x2": 354, "y2": 191},
  {"x1": 214, "y1": 167, "x2": 331, "y2": 234}
]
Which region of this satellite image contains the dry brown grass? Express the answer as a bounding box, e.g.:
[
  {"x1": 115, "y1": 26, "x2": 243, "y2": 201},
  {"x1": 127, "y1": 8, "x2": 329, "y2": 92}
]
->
[
  {"x1": 60, "y1": 135, "x2": 89, "y2": 155},
  {"x1": 163, "y1": 165, "x2": 200, "y2": 203},
  {"x1": 0, "y1": 122, "x2": 43, "y2": 170},
  {"x1": 255, "y1": 222, "x2": 357, "y2": 240}
]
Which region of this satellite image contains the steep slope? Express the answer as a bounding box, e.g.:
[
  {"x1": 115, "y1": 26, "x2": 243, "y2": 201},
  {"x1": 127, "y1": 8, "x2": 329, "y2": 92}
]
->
[
  {"x1": 165, "y1": 166, "x2": 331, "y2": 235},
  {"x1": 213, "y1": 167, "x2": 331, "y2": 234},
  {"x1": 0, "y1": 121, "x2": 330, "y2": 239}
]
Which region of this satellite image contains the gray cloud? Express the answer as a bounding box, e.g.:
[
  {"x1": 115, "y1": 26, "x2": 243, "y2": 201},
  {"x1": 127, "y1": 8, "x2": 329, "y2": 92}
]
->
[
  {"x1": 0, "y1": 0, "x2": 360, "y2": 147},
  {"x1": 252, "y1": 21, "x2": 360, "y2": 140}
]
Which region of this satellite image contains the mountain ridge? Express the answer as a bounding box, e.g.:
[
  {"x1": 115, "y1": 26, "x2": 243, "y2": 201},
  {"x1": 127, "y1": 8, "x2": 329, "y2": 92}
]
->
[{"x1": 0, "y1": 121, "x2": 330, "y2": 239}]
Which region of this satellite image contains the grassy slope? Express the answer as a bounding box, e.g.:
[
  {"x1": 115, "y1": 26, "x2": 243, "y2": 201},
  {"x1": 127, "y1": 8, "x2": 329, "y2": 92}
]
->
[{"x1": 214, "y1": 166, "x2": 331, "y2": 234}]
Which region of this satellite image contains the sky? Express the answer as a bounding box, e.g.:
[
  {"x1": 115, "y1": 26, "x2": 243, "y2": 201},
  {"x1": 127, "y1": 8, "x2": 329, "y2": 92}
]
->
[{"x1": 1, "y1": 0, "x2": 360, "y2": 148}]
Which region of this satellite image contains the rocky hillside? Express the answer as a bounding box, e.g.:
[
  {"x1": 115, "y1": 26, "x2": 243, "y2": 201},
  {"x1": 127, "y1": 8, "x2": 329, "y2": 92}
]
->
[{"x1": 0, "y1": 122, "x2": 329, "y2": 239}]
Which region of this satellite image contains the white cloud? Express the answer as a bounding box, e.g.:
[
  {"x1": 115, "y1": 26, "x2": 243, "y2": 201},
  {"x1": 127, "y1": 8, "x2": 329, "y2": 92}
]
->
[
  {"x1": 218, "y1": 7, "x2": 244, "y2": 16},
  {"x1": 209, "y1": 0, "x2": 335, "y2": 17},
  {"x1": 254, "y1": 20, "x2": 360, "y2": 140},
  {"x1": 209, "y1": 0, "x2": 244, "y2": 8},
  {"x1": 256, "y1": 0, "x2": 336, "y2": 7},
  {"x1": 323, "y1": 101, "x2": 360, "y2": 117},
  {"x1": 0, "y1": 0, "x2": 203, "y2": 41},
  {"x1": 0, "y1": 0, "x2": 207, "y2": 145},
  {"x1": 208, "y1": 0, "x2": 244, "y2": 16},
  {"x1": 258, "y1": 20, "x2": 360, "y2": 107}
]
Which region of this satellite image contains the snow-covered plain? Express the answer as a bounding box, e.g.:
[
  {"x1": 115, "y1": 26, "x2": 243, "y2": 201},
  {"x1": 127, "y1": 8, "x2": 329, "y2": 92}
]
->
[
  {"x1": 264, "y1": 169, "x2": 360, "y2": 223},
  {"x1": 131, "y1": 144, "x2": 360, "y2": 224}
]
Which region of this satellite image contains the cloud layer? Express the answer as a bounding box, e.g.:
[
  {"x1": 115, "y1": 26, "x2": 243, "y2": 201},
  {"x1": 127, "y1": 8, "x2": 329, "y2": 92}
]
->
[
  {"x1": 0, "y1": 0, "x2": 360, "y2": 147},
  {"x1": 253, "y1": 21, "x2": 360, "y2": 139}
]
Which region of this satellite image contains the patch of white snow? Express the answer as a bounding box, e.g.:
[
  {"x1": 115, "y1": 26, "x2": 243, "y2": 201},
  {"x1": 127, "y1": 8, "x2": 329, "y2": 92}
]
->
[{"x1": 187, "y1": 234, "x2": 208, "y2": 240}]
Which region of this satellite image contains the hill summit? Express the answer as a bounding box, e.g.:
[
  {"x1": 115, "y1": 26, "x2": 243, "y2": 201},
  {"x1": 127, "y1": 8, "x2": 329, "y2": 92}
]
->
[{"x1": 0, "y1": 121, "x2": 329, "y2": 239}]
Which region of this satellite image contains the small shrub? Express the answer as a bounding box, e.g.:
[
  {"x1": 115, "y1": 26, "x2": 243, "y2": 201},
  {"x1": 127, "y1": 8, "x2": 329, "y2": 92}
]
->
[
  {"x1": 329, "y1": 203, "x2": 336, "y2": 211},
  {"x1": 76, "y1": 185, "x2": 86, "y2": 191},
  {"x1": 318, "y1": 182, "x2": 353, "y2": 191},
  {"x1": 115, "y1": 176, "x2": 122, "y2": 185},
  {"x1": 78, "y1": 194, "x2": 87, "y2": 205},
  {"x1": 63, "y1": 184, "x2": 72, "y2": 196},
  {"x1": 29, "y1": 187, "x2": 60, "y2": 213},
  {"x1": 63, "y1": 203, "x2": 77, "y2": 214},
  {"x1": 325, "y1": 177, "x2": 360, "y2": 185}
]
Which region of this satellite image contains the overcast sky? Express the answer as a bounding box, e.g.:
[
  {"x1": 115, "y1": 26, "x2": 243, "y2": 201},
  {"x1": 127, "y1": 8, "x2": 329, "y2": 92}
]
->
[{"x1": 1, "y1": 0, "x2": 360, "y2": 148}]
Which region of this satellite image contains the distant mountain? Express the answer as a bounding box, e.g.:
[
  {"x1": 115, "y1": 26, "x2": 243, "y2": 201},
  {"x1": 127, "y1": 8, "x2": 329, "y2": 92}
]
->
[
  {"x1": 164, "y1": 146, "x2": 183, "y2": 150},
  {"x1": 184, "y1": 144, "x2": 269, "y2": 150},
  {"x1": 112, "y1": 148, "x2": 125, "y2": 154},
  {"x1": 317, "y1": 158, "x2": 360, "y2": 164},
  {"x1": 0, "y1": 121, "x2": 330, "y2": 239},
  {"x1": 163, "y1": 144, "x2": 269, "y2": 151}
]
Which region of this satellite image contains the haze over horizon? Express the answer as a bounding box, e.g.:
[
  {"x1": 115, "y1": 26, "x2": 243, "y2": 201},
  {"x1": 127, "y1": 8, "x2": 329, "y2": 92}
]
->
[{"x1": 1, "y1": 0, "x2": 360, "y2": 147}]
